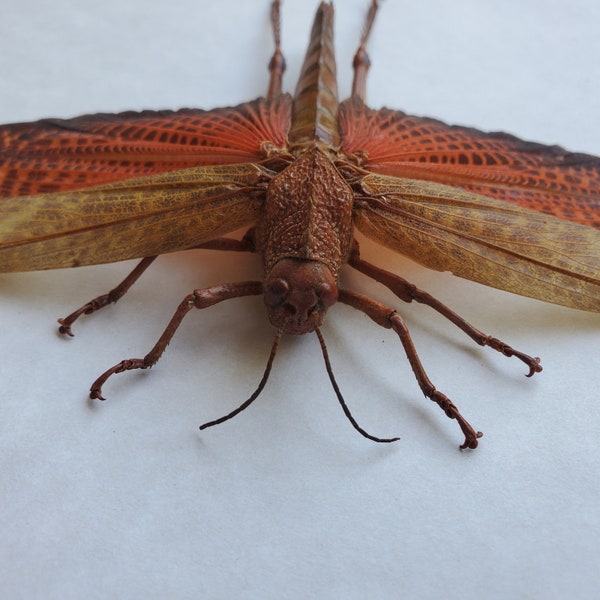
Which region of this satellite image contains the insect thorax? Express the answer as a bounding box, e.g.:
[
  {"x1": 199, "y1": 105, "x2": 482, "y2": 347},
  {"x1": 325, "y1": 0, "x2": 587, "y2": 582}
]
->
[{"x1": 255, "y1": 146, "x2": 354, "y2": 279}]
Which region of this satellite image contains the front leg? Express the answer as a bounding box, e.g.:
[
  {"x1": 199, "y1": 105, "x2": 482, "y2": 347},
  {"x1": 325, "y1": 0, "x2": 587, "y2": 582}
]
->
[
  {"x1": 338, "y1": 289, "x2": 483, "y2": 449},
  {"x1": 90, "y1": 281, "x2": 263, "y2": 400}
]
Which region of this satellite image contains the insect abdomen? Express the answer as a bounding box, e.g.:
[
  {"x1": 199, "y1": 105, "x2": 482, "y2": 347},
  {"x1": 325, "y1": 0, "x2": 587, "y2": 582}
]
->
[{"x1": 287, "y1": 2, "x2": 340, "y2": 148}]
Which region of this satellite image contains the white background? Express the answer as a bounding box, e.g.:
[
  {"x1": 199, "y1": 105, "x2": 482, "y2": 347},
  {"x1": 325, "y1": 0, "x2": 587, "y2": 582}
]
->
[{"x1": 1, "y1": 1, "x2": 599, "y2": 598}]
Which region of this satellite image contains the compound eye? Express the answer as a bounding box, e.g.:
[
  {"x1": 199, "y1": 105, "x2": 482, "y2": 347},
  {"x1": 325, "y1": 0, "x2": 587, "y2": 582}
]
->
[
  {"x1": 317, "y1": 282, "x2": 338, "y2": 308},
  {"x1": 264, "y1": 278, "x2": 289, "y2": 307}
]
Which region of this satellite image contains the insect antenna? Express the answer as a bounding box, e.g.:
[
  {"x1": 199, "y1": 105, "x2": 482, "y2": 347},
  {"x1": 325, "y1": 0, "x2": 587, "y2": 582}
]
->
[
  {"x1": 199, "y1": 329, "x2": 282, "y2": 431},
  {"x1": 315, "y1": 328, "x2": 400, "y2": 443}
]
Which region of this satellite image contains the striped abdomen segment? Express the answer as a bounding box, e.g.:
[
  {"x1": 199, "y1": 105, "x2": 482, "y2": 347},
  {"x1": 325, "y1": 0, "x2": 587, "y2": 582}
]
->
[{"x1": 288, "y1": 2, "x2": 340, "y2": 148}]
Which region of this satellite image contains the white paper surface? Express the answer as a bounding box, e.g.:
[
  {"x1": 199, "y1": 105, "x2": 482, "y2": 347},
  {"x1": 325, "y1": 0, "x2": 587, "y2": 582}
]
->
[{"x1": 1, "y1": 1, "x2": 599, "y2": 598}]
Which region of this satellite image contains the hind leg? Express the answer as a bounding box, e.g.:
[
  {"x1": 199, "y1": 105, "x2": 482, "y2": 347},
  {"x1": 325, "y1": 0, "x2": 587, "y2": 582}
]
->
[
  {"x1": 351, "y1": 0, "x2": 380, "y2": 101},
  {"x1": 267, "y1": 0, "x2": 286, "y2": 99}
]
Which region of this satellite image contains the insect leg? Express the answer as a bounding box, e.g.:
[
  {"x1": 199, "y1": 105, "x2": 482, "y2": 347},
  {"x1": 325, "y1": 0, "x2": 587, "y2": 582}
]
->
[
  {"x1": 58, "y1": 237, "x2": 257, "y2": 336},
  {"x1": 351, "y1": 0, "x2": 380, "y2": 101},
  {"x1": 89, "y1": 281, "x2": 263, "y2": 401},
  {"x1": 348, "y1": 249, "x2": 542, "y2": 377},
  {"x1": 193, "y1": 235, "x2": 256, "y2": 253},
  {"x1": 58, "y1": 256, "x2": 157, "y2": 336},
  {"x1": 338, "y1": 289, "x2": 483, "y2": 449},
  {"x1": 267, "y1": 0, "x2": 286, "y2": 100}
]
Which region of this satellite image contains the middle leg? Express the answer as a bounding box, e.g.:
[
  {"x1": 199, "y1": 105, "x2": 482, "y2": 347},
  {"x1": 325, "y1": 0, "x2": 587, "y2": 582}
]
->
[
  {"x1": 58, "y1": 236, "x2": 256, "y2": 336},
  {"x1": 348, "y1": 247, "x2": 542, "y2": 377}
]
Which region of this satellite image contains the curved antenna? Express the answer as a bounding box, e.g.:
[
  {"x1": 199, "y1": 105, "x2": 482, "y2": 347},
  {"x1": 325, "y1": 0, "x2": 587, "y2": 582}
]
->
[
  {"x1": 199, "y1": 329, "x2": 282, "y2": 431},
  {"x1": 315, "y1": 328, "x2": 400, "y2": 443}
]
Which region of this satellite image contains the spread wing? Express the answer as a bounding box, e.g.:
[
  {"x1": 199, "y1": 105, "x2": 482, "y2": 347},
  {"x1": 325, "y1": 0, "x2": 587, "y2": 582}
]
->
[
  {"x1": 0, "y1": 164, "x2": 269, "y2": 272},
  {"x1": 0, "y1": 97, "x2": 292, "y2": 272},
  {"x1": 0, "y1": 96, "x2": 291, "y2": 196},
  {"x1": 353, "y1": 173, "x2": 600, "y2": 312},
  {"x1": 340, "y1": 99, "x2": 600, "y2": 229}
]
